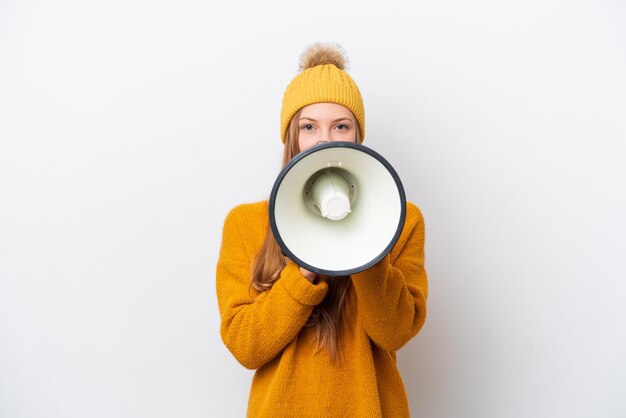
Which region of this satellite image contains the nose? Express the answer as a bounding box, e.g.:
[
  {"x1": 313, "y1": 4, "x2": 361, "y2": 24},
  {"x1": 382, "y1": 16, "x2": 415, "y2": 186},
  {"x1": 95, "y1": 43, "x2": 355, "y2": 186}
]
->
[{"x1": 320, "y1": 128, "x2": 335, "y2": 143}]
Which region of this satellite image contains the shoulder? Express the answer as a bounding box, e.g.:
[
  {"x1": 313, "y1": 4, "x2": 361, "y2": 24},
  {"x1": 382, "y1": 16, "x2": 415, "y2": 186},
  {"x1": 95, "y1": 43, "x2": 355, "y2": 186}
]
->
[
  {"x1": 389, "y1": 201, "x2": 425, "y2": 261},
  {"x1": 405, "y1": 201, "x2": 425, "y2": 230},
  {"x1": 222, "y1": 200, "x2": 269, "y2": 237},
  {"x1": 219, "y1": 200, "x2": 269, "y2": 259},
  {"x1": 224, "y1": 200, "x2": 268, "y2": 223}
]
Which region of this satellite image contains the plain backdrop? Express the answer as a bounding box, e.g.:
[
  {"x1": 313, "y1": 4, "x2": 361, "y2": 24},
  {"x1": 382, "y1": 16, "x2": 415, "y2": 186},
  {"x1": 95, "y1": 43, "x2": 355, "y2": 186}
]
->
[{"x1": 1, "y1": 0, "x2": 625, "y2": 417}]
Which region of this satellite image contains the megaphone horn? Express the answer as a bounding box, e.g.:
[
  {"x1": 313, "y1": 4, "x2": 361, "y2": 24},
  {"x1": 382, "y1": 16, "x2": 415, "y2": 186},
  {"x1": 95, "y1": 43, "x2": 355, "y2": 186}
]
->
[{"x1": 269, "y1": 141, "x2": 406, "y2": 277}]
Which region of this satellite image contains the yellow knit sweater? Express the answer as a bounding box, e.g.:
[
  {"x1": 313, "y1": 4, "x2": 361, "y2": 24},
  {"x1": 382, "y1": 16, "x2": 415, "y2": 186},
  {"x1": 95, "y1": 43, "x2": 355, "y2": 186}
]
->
[{"x1": 216, "y1": 200, "x2": 428, "y2": 417}]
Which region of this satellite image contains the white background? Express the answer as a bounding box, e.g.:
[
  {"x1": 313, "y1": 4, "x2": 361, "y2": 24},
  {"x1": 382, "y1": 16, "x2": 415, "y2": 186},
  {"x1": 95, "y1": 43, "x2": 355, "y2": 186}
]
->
[{"x1": 1, "y1": 0, "x2": 625, "y2": 417}]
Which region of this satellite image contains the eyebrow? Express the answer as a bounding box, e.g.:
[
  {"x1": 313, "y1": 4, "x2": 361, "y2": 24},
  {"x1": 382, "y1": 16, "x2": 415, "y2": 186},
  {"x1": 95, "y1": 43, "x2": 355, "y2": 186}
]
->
[{"x1": 299, "y1": 117, "x2": 354, "y2": 123}]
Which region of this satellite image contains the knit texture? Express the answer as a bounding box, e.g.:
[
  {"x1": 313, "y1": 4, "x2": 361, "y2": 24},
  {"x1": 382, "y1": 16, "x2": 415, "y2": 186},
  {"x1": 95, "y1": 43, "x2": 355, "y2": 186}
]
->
[
  {"x1": 216, "y1": 201, "x2": 428, "y2": 417},
  {"x1": 280, "y1": 63, "x2": 365, "y2": 143}
]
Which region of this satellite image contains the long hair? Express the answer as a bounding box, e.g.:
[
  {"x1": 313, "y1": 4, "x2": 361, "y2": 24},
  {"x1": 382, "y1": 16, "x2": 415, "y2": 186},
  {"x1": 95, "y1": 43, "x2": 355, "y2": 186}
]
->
[{"x1": 251, "y1": 108, "x2": 363, "y2": 363}]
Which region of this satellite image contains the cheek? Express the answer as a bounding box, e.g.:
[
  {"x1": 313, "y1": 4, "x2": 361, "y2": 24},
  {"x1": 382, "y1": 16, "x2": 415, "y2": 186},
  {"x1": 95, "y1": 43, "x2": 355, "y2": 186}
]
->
[
  {"x1": 338, "y1": 127, "x2": 357, "y2": 142},
  {"x1": 339, "y1": 131, "x2": 357, "y2": 142},
  {"x1": 299, "y1": 136, "x2": 317, "y2": 151}
]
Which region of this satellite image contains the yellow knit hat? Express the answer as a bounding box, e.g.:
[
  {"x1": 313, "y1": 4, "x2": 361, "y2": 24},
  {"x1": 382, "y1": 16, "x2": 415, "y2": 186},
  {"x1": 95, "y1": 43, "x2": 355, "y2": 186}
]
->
[{"x1": 280, "y1": 43, "x2": 365, "y2": 143}]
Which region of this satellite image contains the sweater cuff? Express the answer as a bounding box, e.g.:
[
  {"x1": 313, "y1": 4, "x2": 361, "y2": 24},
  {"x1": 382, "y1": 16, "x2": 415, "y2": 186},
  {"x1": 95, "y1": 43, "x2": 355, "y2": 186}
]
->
[{"x1": 279, "y1": 261, "x2": 328, "y2": 306}]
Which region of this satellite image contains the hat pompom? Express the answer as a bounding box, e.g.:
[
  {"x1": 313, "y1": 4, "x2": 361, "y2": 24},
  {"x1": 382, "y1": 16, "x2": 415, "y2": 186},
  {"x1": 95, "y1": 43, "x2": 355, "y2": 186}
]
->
[{"x1": 298, "y1": 42, "x2": 348, "y2": 71}]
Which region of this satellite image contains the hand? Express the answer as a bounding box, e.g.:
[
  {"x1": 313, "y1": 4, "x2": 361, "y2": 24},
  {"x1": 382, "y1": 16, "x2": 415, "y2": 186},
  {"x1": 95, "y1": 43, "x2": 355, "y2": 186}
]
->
[{"x1": 299, "y1": 266, "x2": 318, "y2": 283}]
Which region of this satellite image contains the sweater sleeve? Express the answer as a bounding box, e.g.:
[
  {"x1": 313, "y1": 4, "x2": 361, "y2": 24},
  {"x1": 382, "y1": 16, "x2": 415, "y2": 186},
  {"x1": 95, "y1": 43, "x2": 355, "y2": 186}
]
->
[
  {"x1": 216, "y1": 206, "x2": 329, "y2": 370},
  {"x1": 351, "y1": 203, "x2": 428, "y2": 352}
]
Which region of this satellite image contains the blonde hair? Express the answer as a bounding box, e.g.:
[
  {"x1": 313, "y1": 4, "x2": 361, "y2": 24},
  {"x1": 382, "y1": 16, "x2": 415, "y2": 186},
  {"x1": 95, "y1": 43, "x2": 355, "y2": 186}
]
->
[{"x1": 251, "y1": 108, "x2": 363, "y2": 363}]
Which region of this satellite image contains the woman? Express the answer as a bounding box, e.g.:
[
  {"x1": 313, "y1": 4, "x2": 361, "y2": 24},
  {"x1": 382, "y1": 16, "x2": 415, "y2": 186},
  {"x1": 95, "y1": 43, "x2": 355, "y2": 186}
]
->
[{"x1": 216, "y1": 43, "x2": 428, "y2": 417}]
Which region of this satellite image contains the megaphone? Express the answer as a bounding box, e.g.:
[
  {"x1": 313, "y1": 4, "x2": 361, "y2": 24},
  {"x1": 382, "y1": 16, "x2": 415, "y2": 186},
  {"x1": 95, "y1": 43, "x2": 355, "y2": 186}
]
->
[{"x1": 269, "y1": 141, "x2": 406, "y2": 277}]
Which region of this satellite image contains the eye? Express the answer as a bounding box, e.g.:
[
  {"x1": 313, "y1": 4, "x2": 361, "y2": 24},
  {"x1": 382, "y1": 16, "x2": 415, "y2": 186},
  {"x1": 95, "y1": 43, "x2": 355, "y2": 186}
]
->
[
  {"x1": 335, "y1": 123, "x2": 350, "y2": 131},
  {"x1": 300, "y1": 124, "x2": 314, "y2": 131}
]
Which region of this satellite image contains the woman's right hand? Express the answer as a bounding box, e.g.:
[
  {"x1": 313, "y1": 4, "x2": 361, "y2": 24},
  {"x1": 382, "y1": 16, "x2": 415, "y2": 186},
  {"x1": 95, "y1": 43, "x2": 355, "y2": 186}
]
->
[{"x1": 299, "y1": 266, "x2": 318, "y2": 283}]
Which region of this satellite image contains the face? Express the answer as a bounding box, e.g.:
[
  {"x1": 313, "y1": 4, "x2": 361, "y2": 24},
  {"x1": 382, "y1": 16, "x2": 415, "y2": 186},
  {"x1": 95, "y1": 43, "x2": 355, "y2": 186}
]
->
[{"x1": 297, "y1": 103, "x2": 358, "y2": 152}]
